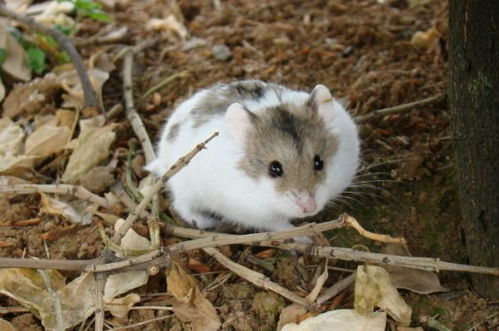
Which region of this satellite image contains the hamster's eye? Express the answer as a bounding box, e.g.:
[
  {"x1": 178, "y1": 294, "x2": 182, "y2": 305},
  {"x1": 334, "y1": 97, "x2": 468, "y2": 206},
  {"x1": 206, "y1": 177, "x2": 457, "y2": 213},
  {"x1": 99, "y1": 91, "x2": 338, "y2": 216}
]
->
[
  {"x1": 268, "y1": 161, "x2": 283, "y2": 178},
  {"x1": 314, "y1": 155, "x2": 324, "y2": 171}
]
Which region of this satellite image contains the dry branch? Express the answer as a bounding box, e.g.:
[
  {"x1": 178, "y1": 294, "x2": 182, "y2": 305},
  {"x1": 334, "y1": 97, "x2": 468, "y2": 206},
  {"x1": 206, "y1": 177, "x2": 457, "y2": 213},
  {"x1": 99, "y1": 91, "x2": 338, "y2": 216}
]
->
[
  {"x1": 204, "y1": 247, "x2": 313, "y2": 308},
  {"x1": 0, "y1": 4, "x2": 99, "y2": 111},
  {"x1": 122, "y1": 50, "x2": 156, "y2": 164},
  {"x1": 356, "y1": 93, "x2": 447, "y2": 122},
  {"x1": 0, "y1": 184, "x2": 114, "y2": 208}
]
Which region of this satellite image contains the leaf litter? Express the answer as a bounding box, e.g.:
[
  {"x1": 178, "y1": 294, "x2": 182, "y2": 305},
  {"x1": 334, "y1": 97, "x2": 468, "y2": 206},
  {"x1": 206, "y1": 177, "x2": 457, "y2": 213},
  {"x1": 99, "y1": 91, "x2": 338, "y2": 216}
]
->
[{"x1": 0, "y1": 0, "x2": 496, "y2": 330}]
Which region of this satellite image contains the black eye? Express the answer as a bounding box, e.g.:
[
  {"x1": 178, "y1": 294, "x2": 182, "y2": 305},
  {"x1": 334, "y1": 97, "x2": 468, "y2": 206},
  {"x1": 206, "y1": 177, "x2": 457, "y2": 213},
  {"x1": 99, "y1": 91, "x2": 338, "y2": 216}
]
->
[
  {"x1": 268, "y1": 161, "x2": 283, "y2": 177},
  {"x1": 314, "y1": 155, "x2": 324, "y2": 171}
]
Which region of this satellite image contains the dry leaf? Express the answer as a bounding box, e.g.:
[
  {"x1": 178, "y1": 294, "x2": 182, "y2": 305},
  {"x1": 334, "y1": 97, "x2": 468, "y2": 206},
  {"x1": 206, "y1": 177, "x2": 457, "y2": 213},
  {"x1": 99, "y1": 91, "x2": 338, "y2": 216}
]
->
[
  {"x1": 0, "y1": 119, "x2": 24, "y2": 155},
  {"x1": 354, "y1": 265, "x2": 412, "y2": 326},
  {"x1": 411, "y1": 27, "x2": 440, "y2": 52},
  {"x1": 61, "y1": 124, "x2": 115, "y2": 183},
  {"x1": 382, "y1": 244, "x2": 448, "y2": 294},
  {"x1": 277, "y1": 304, "x2": 308, "y2": 330},
  {"x1": 77, "y1": 166, "x2": 115, "y2": 194},
  {"x1": 146, "y1": 15, "x2": 189, "y2": 40},
  {"x1": 2, "y1": 73, "x2": 60, "y2": 118},
  {"x1": 25, "y1": 124, "x2": 71, "y2": 157},
  {"x1": 0, "y1": 77, "x2": 5, "y2": 102},
  {"x1": 167, "y1": 262, "x2": 221, "y2": 331},
  {"x1": 0, "y1": 318, "x2": 15, "y2": 331},
  {"x1": 57, "y1": 67, "x2": 109, "y2": 109},
  {"x1": 105, "y1": 293, "x2": 141, "y2": 318},
  {"x1": 281, "y1": 309, "x2": 386, "y2": 331},
  {"x1": 40, "y1": 193, "x2": 96, "y2": 225},
  {"x1": 103, "y1": 219, "x2": 150, "y2": 302},
  {"x1": 0, "y1": 25, "x2": 31, "y2": 82}
]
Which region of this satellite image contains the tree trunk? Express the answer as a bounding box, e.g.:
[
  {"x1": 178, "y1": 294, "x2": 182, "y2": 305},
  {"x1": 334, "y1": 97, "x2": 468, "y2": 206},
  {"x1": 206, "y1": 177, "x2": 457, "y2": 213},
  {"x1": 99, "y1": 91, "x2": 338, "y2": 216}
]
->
[{"x1": 449, "y1": 0, "x2": 499, "y2": 298}]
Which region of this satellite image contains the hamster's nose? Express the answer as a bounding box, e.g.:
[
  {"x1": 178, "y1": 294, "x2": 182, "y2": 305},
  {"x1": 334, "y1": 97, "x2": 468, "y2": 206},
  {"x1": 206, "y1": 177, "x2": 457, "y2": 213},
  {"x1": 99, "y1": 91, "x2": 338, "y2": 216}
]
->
[{"x1": 298, "y1": 197, "x2": 317, "y2": 214}]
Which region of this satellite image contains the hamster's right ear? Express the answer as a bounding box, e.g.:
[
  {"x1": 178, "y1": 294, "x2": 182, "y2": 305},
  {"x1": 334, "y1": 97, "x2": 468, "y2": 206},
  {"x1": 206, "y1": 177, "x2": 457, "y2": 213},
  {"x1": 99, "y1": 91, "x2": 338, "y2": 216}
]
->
[
  {"x1": 308, "y1": 84, "x2": 335, "y2": 122},
  {"x1": 225, "y1": 103, "x2": 254, "y2": 143}
]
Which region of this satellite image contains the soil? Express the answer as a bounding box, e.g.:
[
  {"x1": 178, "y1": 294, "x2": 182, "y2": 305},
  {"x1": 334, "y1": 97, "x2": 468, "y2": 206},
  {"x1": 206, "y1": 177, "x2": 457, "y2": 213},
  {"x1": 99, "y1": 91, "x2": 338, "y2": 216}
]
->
[{"x1": 1, "y1": 0, "x2": 498, "y2": 330}]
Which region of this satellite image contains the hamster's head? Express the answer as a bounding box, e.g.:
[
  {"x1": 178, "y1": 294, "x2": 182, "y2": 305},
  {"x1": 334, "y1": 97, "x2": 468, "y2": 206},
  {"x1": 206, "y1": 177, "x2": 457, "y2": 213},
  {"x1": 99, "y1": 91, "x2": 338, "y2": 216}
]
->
[{"x1": 225, "y1": 84, "x2": 351, "y2": 219}]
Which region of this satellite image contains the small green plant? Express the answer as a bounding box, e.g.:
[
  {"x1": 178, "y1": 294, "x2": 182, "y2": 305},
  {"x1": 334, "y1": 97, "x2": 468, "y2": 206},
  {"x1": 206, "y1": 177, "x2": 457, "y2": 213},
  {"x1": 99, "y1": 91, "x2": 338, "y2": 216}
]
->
[
  {"x1": 7, "y1": 27, "x2": 48, "y2": 74},
  {"x1": 58, "y1": 0, "x2": 112, "y2": 23}
]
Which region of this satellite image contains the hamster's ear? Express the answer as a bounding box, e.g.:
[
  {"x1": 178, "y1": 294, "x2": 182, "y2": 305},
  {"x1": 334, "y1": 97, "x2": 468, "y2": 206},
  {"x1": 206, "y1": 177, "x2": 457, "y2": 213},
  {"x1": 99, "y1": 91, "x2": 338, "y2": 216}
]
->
[
  {"x1": 225, "y1": 103, "x2": 254, "y2": 143},
  {"x1": 308, "y1": 84, "x2": 335, "y2": 122}
]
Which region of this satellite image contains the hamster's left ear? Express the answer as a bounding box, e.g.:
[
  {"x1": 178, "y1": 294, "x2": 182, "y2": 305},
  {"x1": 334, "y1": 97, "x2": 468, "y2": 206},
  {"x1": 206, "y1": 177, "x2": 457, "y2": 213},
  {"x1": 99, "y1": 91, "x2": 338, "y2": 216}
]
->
[
  {"x1": 308, "y1": 84, "x2": 335, "y2": 122},
  {"x1": 225, "y1": 103, "x2": 255, "y2": 143}
]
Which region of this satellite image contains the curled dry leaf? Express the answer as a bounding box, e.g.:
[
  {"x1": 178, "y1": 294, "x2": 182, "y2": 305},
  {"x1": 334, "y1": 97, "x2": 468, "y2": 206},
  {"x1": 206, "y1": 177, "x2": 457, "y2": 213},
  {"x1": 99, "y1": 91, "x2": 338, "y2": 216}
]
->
[
  {"x1": 2, "y1": 73, "x2": 60, "y2": 118},
  {"x1": 40, "y1": 193, "x2": 97, "y2": 225},
  {"x1": 354, "y1": 265, "x2": 412, "y2": 326},
  {"x1": 167, "y1": 262, "x2": 221, "y2": 331},
  {"x1": 61, "y1": 124, "x2": 115, "y2": 183},
  {"x1": 0, "y1": 25, "x2": 31, "y2": 82},
  {"x1": 411, "y1": 27, "x2": 441, "y2": 52},
  {"x1": 281, "y1": 310, "x2": 386, "y2": 331}
]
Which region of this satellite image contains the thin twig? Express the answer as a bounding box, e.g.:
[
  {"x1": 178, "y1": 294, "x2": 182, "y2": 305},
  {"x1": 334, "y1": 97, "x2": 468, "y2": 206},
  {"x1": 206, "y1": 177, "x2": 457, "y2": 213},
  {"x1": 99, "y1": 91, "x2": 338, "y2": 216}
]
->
[
  {"x1": 204, "y1": 247, "x2": 313, "y2": 308},
  {"x1": 0, "y1": 184, "x2": 114, "y2": 208},
  {"x1": 141, "y1": 70, "x2": 190, "y2": 100},
  {"x1": 0, "y1": 4, "x2": 99, "y2": 111},
  {"x1": 316, "y1": 272, "x2": 356, "y2": 304},
  {"x1": 94, "y1": 273, "x2": 106, "y2": 331},
  {"x1": 107, "y1": 315, "x2": 173, "y2": 331},
  {"x1": 356, "y1": 93, "x2": 447, "y2": 122}
]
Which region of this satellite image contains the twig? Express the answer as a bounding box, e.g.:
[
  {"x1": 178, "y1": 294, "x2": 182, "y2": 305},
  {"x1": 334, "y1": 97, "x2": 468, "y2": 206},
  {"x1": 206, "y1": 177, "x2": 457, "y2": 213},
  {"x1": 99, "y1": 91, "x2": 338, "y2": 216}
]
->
[
  {"x1": 0, "y1": 184, "x2": 114, "y2": 209},
  {"x1": 316, "y1": 272, "x2": 356, "y2": 304},
  {"x1": 141, "y1": 70, "x2": 190, "y2": 100},
  {"x1": 39, "y1": 269, "x2": 64, "y2": 331},
  {"x1": 0, "y1": 4, "x2": 98, "y2": 111},
  {"x1": 204, "y1": 247, "x2": 313, "y2": 308},
  {"x1": 307, "y1": 246, "x2": 499, "y2": 275},
  {"x1": 356, "y1": 93, "x2": 447, "y2": 122},
  {"x1": 94, "y1": 273, "x2": 106, "y2": 331},
  {"x1": 342, "y1": 214, "x2": 406, "y2": 244},
  {"x1": 122, "y1": 50, "x2": 156, "y2": 164},
  {"x1": 110, "y1": 132, "x2": 219, "y2": 245}
]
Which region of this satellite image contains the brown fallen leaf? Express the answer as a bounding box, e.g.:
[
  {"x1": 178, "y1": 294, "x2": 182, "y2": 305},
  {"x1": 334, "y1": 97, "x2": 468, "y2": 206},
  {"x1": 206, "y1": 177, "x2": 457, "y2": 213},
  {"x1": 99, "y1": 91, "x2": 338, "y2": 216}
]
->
[
  {"x1": 382, "y1": 244, "x2": 448, "y2": 294},
  {"x1": 411, "y1": 27, "x2": 441, "y2": 52},
  {"x1": 2, "y1": 73, "x2": 60, "y2": 118},
  {"x1": 105, "y1": 293, "x2": 141, "y2": 318},
  {"x1": 40, "y1": 193, "x2": 97, "y2": 225},
  {"x1": 77, "y1": 166, "x2": 115, "y2": 194},
  {"x1": 187, "y1": 257, "x2": 212, "y2": 273},
  {"x1": 62, "y1": 124, "x2": 115, "y2": 183},
  {"x1": 0, "y1": 318, "x2": 15, "y2": 331},
  {"x1": 24, "y1": 123, "x2": 71, "y2": 158},
  {"x1": 0, "y1": 25, "x2": 31, "y2": 83},
  {"x1": 167, "y1": 262, "x2": 221, "y2": 331}
]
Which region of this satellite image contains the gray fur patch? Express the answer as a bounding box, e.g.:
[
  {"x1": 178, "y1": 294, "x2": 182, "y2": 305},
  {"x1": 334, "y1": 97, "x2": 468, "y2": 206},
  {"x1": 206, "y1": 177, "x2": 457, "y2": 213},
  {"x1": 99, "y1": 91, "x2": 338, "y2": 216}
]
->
[
  {"x1": 166, "y1": 123, "x2": 180, "y2": 141},
  {"x1": 191, "y1": 80, "x2": 285, "y2": 127}
]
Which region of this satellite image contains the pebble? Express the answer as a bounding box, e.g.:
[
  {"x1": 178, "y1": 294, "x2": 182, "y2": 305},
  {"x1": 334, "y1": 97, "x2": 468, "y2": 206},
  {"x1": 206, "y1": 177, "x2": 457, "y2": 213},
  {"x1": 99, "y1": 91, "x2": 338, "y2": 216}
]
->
[{"x1": 212, "y1": 44, "x2": 232, "y2": 61}]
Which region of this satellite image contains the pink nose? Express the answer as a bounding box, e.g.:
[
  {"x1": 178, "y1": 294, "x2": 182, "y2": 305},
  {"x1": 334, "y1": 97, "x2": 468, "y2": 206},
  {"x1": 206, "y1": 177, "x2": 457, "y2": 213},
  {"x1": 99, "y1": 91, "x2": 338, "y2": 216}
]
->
[{"x1": 298, "y1": 197, "x2": 317, "y2": 214}]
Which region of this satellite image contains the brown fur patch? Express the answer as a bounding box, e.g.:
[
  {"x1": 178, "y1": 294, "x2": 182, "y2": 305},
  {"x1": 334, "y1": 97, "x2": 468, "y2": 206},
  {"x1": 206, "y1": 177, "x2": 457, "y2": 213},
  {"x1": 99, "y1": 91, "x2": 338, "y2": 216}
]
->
[{"x1": 239, "y1": 104, "x2": 338, "y2": 194}]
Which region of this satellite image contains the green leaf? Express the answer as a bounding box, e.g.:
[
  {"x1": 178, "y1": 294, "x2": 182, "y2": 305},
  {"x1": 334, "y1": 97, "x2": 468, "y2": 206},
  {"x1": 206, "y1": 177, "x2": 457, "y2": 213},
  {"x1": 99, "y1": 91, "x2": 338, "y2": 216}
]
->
[
  {"x1": 0, "y1": 49, "x2": 6, "y2": 66},
  {"x1": 54, "y1": 24, "x2": 75, "y2": 36},
  {"x1": 85, "y1": 11, "x2": 112, "y2": 22},
  {"x1": 26, "y1": 47, "x2": 48, "y2": 74}
]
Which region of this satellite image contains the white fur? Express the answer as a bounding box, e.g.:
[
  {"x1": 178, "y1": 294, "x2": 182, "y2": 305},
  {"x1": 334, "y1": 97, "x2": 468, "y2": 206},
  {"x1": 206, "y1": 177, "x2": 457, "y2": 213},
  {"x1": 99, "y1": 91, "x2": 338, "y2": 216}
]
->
[{"x1": 146, "y1": 82, "x2": 360, "y2": 232}]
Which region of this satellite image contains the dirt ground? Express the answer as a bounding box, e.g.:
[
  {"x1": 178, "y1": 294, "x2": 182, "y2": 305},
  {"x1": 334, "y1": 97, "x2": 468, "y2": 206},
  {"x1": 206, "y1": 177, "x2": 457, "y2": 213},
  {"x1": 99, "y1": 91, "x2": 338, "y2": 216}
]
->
[{"x1": 1, "y1": 0, "x2": 498, "y2": 330}]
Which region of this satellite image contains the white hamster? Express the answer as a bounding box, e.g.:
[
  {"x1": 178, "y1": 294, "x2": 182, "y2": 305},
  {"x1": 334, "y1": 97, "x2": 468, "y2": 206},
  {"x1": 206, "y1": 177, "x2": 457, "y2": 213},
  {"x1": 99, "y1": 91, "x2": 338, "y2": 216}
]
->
[{"x1": 146, "y1": 80, "x2": 360, "y2": 232}]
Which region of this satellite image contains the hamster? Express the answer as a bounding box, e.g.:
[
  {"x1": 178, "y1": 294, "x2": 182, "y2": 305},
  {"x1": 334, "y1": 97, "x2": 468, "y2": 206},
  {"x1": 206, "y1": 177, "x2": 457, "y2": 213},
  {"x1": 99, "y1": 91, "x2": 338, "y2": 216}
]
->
[{"x1": 146, "y1": 80, "x2": 360, "y2": 232}]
